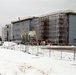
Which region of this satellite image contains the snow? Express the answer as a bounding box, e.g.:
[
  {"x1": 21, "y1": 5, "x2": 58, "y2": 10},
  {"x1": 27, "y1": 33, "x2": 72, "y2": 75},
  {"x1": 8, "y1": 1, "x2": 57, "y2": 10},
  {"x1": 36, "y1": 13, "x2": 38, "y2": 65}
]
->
[
  {"x1": 0, "y1": 42, "x2": 76, "y2": 75},
  {"x1": 2, "y1": 42, "x2": 17, "y2": 49}
]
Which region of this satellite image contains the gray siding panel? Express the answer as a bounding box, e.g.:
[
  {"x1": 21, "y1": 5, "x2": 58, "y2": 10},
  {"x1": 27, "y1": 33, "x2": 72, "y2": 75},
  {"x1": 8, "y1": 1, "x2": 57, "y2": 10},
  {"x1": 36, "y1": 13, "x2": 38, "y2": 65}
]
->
[
  {"x1": 69, "y1": 14, "x2": 76, "y2": 44},
  {"x1": 12, "y1": 20, "x2": 31, "y2": 40}
]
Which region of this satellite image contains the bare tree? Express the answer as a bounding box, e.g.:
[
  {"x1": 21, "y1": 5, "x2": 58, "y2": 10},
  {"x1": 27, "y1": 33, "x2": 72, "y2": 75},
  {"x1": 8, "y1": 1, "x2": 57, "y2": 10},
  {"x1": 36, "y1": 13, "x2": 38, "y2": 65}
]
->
[
  {"x1": 28, "y1": 30, "x2": 36, "y2": 45},
  {"x1": 21, "y1": 33, "x2": 27, "y2": 44}
]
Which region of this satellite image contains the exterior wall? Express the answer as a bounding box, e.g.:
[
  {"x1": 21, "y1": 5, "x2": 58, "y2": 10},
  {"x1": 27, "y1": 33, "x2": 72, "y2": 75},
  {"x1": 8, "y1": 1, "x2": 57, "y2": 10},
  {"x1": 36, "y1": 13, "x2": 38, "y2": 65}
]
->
[
  {"x1": 31, "y1": 17, "x2": 40, "y2": 40},
  {"x1": 49, "y1": 14, "x2": 59, "y2": 44},
  {"x1": 48, "y1": 13, "x2": 68, "y2": 45},
  {"x1": 68, "y1": 14, "x2": 76, "y2": 45},
  {"x1": 40, "y1": 16, "x2": 49, "y2": 40},
  {"x1": 11, "y1": 24, "x2": 13, "y2": 40},
  {"x1": 8, "y1": 24, "x2": 12, "y2": 41},
  {"x1": 12, "y1": 20, "x2": 31, "y2": 41},
  {"x1": 58, "y1": 14, "x2": 68, "y2": 45},
  {"x1": 12, "y1": 22, "x2": 21, "y2": 40}
]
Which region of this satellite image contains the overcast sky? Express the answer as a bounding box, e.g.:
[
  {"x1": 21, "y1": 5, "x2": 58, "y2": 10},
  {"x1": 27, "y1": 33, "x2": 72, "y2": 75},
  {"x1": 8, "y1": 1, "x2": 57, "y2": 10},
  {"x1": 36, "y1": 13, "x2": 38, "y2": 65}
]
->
[{"x1": 0, "y1": 0, "x2": 76, "y2": 36}]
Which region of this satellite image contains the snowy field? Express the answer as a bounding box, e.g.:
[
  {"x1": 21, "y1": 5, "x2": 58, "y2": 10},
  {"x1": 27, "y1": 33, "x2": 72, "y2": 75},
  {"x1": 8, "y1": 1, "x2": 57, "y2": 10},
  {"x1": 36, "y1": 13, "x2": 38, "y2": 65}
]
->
[
  {"x1": 26, "y1": 45, "x2": 76, "y2": 61},
  {"x1": 0, "y1": 42, "x2": 76, "y2": 75},
  {"x1": 1, "y1": 42, "x2": 76, "y2": 61}
]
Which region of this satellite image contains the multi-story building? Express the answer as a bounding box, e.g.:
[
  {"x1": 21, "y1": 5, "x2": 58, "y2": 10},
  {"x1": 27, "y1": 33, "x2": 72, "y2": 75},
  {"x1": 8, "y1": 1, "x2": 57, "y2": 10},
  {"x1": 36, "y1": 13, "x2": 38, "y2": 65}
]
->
[
  {"x1": 2, "y1": 10, "x2": 76, "y2": 45},
  {"x1": 2, "y1": 24, "x2": 12, "y2": 41},
  {"x1": 11, "y1": 17, "x2": 35, "y2": 41},
  {"x1": 31, "y1": 10, "x2": 76, "y2": 45},
  {"x1": 38, "y1": 11, "x2": 76, "y2": 45}
]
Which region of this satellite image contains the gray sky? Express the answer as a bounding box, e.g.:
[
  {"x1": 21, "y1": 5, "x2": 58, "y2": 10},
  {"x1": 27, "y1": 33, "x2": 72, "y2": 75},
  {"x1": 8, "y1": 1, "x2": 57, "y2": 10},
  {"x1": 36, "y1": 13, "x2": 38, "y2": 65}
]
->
[{"x1": 0, "y1": 0, "x2": 76, "y2": 36}]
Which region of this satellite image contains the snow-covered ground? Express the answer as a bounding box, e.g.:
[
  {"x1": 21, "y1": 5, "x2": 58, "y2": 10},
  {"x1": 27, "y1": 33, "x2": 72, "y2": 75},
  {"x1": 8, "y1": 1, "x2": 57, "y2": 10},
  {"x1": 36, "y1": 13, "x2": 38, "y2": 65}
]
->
[{"x1": 0, "y1": 42, "x2": 76, "y2": 75}]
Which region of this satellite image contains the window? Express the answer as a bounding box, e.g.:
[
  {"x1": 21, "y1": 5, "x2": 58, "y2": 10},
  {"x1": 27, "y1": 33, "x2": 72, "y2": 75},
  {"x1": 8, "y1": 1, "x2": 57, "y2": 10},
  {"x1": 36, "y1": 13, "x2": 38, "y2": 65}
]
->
[
  {"x1": 15, "y1": 34, "x2": 19, "y2": 37},
  {"x1": 15, "y1": 29, "x2": 20, "y2": 31},
  {"x1": 7, "y1": 25, "x2": 9, "y2": 28}
]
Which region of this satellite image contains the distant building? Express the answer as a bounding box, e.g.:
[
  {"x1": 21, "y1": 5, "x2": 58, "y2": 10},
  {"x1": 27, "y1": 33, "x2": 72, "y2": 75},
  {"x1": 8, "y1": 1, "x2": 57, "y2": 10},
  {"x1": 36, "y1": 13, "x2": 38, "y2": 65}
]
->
[
  {"x1": 2, "y1": 27, "x2": 5, "y2": 41},
  {"x1": 2, "y1": 24, "x2": 12, "y2": 41}
]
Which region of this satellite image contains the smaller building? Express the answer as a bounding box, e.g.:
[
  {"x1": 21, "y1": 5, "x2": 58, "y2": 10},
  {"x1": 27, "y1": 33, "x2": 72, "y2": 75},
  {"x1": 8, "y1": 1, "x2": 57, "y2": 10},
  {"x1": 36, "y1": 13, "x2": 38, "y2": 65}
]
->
[
  {"x1": 2, "y1": 24, "x2": 12, "y2": 41},
  {"x1": 11, "y1": 17, "x2": 35, "y2": 42}
]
